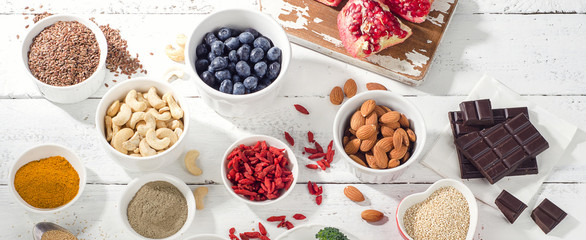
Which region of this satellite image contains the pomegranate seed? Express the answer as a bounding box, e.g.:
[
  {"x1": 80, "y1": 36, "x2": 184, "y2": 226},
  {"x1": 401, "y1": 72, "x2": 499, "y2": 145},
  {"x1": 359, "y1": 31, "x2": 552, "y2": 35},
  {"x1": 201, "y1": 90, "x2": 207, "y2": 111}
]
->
[
  {"x1": 305, "y1": 164, "x2": 319, "y2": 169},
  {"x1": 259, "y1": 222, "x2": 267, "y2": 235},
  {"x1": 293, "y1": 104, "x2": 309, "y2": 114},
  {"x1": 267, "y1": 216, "x2": 286, "y2": 222},
  {"x1": 315, "y1": 195, "x2": 323, "y2": 205},
  {"x1": 293, "y1": 214, "x2": 306, "y2": 220},
  {"x1": 284, "y1": 131, "x2": 294, "y2": 146},
  {"x1": 307, "y1": 131, "x2": 314, "y2": 143}
]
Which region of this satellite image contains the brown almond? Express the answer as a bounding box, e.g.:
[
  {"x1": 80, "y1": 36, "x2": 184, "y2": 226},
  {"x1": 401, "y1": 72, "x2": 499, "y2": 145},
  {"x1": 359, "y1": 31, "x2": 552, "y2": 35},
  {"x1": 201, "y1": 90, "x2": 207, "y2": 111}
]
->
[
  {"x1": 374, "y1": 105, "x2": 387, "y2": 116},
  {"x1": 360, "y1": 134, "x2": 377, "y2": 152},
  {"x1": 361, "y1": 209, "x2": 384, "y2": 222},
  {"x1": 349, "y1": 154, "x2": 367, "y2": 167},
  {"x1": 350, "y1": 110, "x2": 365, "y2": 130},
  {"x1": 381, "y1": 126, "x2": 395, "y2": 137},
  {"x1": 356, "y1": 124, "x2": 376, "y2": 140},
  {"x1": 330, "y1": 86, "x2": 344, "y2": 105},
  {"x1": 402, "y1": 129, "x2": 410, "y2": 146},
  {"x1": 349, "y1": 128, "x2": 357, "y2": 135},
  {"x1": 383, "y1": 121, "x2": 401, "y2": 130},
  {"x1": 380, "y1": 111, "x2": 401, "y2": 124},
  {"x1": 366, "y1": 82, "x2": 387, "y2": 91},
  {"x1": 388, "y1": 159, "x2": 401, "y2": 168},
  {"x1": 399, "y1": 114, "x2": 410, "y2": 128},
  {"x1": 365, "y1": 112, "x2": 378, "y2": 126},
  {"x1": 344, "y1": 186, "x2": 365, "y2": 202},
  {"x1": 374, "y1": 137, "x2": 393, "y2": 152},
  {"x1": 344, "y1": 138, "x2": 361, "y2": 155},
  {"x1": 390, "y1": 145, "x2": 408, "y2": 159},
  {"x1": 343, "y1": 136, "x2": 350, "y2": 146},
  {"x1": 344, "y1": 79, "x2": 357, "y2": 98},
  {"x1": 365, "y1": 152, "x2": 379, "y2": 169},
  {"x1": 381, "y1": 105, "x2": 392, "y2": 112},
  {"x1": 360, "y1": 99, "x2": 376, "y2": 117},
  {"x1": 402, "y1": 151, "x2": 411, "y2": 162},
  {"x1": 407, "y1": 128, "x2": 417, "y2": 142},
  {"x1": 393, "y1": 128, "x2": 406, "y2": 149},
  {"x1": 373, "y1": 146, "x2": 388, "y2": 168}
]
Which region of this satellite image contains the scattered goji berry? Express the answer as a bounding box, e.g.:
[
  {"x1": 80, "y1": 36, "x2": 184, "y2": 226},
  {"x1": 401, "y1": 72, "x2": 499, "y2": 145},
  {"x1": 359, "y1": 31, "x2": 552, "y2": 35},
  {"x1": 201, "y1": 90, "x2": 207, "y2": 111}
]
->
[
  {"x1": 230, "y1": 227, "x2": 236, "y2": 235},
  {"x1": 259, "y1": 222, "x2": 267, "y2": 235},
  {"x1": 316, "y1": 195, "x2": 322, "y2": 205},
  {"x1": 307, "y1": 131, "x2": 314, "y2": 143},
  {"x1": 308, "y1": 152, "x2": 326, "y2": 159},
  {"x1": 285, "y1": 221, "x2": 294, "y2": 229},
  {"x1": 244, "y1": 232, "x2": 261, "y2": 238},
  {"x1": 260, "y1": 236, "x2": 271, "y2": 240},
  {"x1": 293, "y1": 214, "x2": 306, "y2": 220},
  {"x1": 304, "y1": 147, "x2": 318, "y2": 154},
  {"x1": 267, "y1": 216, "x2": 287, "y2": 222},
  {"x1": 307, "y1": 181, "x2": 316, "y2": 195},
  {"x1": 315, "y1": 142, "x2": 324, "y2": 153},
  {"x1": 305, "y1": 164, "x2": 319, "y2": 169},
  {"x1": 316, "y1": 160, "x2": 326, "y2": 170},
  {"x1": 239, "y1": 233, "x2": 249, "y2": 240},
  {"x1": 294, "y1": 104, "x2": 309, "y2": 115},
  {"x1": 284, "y1": 131, "x2": 294, "y2": 146}
]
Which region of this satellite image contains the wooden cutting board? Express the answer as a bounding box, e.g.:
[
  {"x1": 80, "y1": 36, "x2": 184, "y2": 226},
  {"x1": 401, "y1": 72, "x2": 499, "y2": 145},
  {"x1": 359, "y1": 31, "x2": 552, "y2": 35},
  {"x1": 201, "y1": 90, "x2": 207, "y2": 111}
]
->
[{"x1": 260, "y1": 0, "x2": 458, "y2": 86}]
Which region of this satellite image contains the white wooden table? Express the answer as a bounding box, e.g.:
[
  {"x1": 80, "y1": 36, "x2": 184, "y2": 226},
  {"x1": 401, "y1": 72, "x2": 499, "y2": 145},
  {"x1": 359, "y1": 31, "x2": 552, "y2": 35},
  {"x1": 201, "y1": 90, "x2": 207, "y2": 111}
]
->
[{"x1": 1, "y1": 0, "x2": 585, "y2": 239}]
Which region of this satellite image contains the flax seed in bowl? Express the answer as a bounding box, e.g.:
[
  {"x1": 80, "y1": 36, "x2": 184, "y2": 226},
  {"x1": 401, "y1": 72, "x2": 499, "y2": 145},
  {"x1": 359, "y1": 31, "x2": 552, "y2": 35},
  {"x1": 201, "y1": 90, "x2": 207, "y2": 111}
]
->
[{"x1": 21, "y1": 14, "x2": 108, "y2": 104}]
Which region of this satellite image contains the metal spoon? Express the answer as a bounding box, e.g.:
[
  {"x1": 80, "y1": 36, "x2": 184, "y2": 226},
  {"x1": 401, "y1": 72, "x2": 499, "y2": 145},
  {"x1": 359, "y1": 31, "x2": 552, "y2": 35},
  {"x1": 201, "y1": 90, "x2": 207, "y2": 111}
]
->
[{"x1": 32, "y1": 222, "x2": 75, "y2": 240}]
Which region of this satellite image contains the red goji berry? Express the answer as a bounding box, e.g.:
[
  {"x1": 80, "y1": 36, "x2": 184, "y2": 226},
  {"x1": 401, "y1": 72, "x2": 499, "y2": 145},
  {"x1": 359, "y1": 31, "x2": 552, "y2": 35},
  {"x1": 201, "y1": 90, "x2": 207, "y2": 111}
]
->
[
  {"x1": 315, "y1": 142, "x2": 324, "y2": 153},
  {"x1": 305, "y1": 164, "x2": 319, "y2": 169},
  {"x1": 312, "y1": 182, "x2": 319, "y2": 193},
  {"x1": 267, "y1": 216, "x2": 287, "y2": 222},
  {"x1": 294, "y1": 104, "x2": 309, "y2": 114},
  {"x1": 244, "y1": 232, "x2": 261, "y2": 238},
  {"x1": 293, "y1": 214, "x2": 306, "y2": 220},
  {"x1": 230, "y1": 227, "x2": 236, "y2": 234},
  {"x1": 316, "y1": 160, "x2": 326, "y2": 170},
  {"x1": 284, "y1": 131, "x2": 294, "y2": 146},
  {"x1": 315, "y1": 195, "x2": 322, "y2": 205},
  {"x1": 304, "y1": 147, "x2": 318, "y2": 154},
  {"x1": 308, "y1": 153, "x2": 326, "y2": 159},
  {"x1": 285, "y1": 221, "x2": 294, "y2": 229},
  {"x1": 308, "y1": 131, "x2": 314, "y2": 143},
  {"x1": 260, "y1": 236, "x2": 271, "y2": 240},
  {"x1": 239, "y1": 233, "x2": 249, "y2": 240},
  {"x1": 259, "y1": 222, "x2": 267, "y2": 235},
  {"x1": 307, "y1": 181, "x2": 316, "y2": 195},
  {"x1": 327, "y1": 140, "x2": 333, "y2": 152},
  {"x1": 229, "y1": 234, "x2": 240, "y2": 240}
]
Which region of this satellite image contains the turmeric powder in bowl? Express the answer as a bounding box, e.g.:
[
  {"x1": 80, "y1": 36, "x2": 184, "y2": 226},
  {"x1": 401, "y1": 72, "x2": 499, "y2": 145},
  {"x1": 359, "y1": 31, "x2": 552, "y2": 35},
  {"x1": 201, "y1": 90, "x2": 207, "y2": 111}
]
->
[{"x1": 14, "y1": 156, "x2": 79, "y2": 209}]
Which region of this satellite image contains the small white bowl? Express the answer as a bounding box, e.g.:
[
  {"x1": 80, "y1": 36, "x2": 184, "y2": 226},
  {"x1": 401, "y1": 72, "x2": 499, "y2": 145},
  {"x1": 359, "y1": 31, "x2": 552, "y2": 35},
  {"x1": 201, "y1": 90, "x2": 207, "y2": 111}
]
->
[
  {"x1": 220, "y1": 135, "x2": 298, "y2": 206},
  {"x1": 8, "y1": 144, "x2": 87, "y2": 213},
  {"x1": 184, "y1": 234, "x2": 229, "y2": 240},
  {"x1": 21, "y1": 14, "x2": 108, "y2": 104},
  {"x1": 395, "y1": 179, "x2": 478, "y2": 240},
  {"x1": 95, "y1": 78, "x2": 190, "y2": 172},
  {"x1": 119, "y1": 173, "x2": 196, "y2": 240},
  {"x1": 275, "y1": 224, "x2": 359, "y2": 240},
  {"x1": 333, "y1": 90, "x2": 427, "y2": 183},
  {"x1": 185, "y1": 9, "x2": 292, "y2": 116}
]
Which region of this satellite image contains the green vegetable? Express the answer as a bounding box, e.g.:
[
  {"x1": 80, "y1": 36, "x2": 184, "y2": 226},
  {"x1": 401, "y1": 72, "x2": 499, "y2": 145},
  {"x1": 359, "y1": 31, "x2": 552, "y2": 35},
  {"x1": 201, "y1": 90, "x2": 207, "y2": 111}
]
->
[{"x1": 315, "y1": 227, "x2": 350, "y2": 240}]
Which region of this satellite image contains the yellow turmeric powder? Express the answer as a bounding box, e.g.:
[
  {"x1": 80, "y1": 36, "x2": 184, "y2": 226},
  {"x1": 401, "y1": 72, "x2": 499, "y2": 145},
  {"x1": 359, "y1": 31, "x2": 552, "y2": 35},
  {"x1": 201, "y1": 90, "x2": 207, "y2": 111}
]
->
[{"x1": 14, "y1": 156, "x2": 79, "y2": 208}]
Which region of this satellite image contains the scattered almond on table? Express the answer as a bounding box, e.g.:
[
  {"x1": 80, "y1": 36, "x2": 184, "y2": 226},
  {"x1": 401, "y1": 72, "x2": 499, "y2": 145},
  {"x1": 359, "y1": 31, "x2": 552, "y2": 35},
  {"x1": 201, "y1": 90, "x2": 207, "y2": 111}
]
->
[
  {"x1": 343, "y1": 185, "x2": 365, "y2": 202},
  {"x1": 361, "y1": 209, "x2": 384, "y2": 222}
]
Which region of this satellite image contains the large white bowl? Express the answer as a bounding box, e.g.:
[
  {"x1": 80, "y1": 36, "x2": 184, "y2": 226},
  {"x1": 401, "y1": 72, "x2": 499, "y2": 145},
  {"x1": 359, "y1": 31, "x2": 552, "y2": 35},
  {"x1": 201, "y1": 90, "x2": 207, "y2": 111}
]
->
[
  {"x1": 119, "y1": 173, "x2": 196, "y2": 240},
  {"x1": 185, "y1": 9, "x2": 292, "y2": 116},
  {"x1": 95, "y1": 78, "x2": 190, "y2": 172},
  {"x1": 8, "y1": 144, "x2": 87, "y2": 213},
  {"x1": 395, "y1": 179, "x2": 478, "y2": 240},
  {"x1": 21, "y1": 14, "x2": 108, "y2": 104},
  {"x1": 220, "y1": 135, "x2": 298, "y2": 206},
  {"x1": 333, "y1": 90, "x2": 427, "y2": 183}
]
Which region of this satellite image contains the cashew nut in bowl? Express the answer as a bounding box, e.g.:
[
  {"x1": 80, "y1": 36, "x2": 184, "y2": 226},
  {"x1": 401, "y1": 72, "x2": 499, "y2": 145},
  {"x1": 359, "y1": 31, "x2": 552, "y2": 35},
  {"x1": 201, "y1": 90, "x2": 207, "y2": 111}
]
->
[
  {"x1": 174, "y1": 128, "x2": 183, "y2": 138},
  {"x1": 139, "y1": 138, "x2": 156, "y2": 157},
  {"x1": 156, "y1": 120, "x2": 167, "y2": 129},
  {"x1": 137, "y1": 112, "x2": 156, "y2": 137},
  {"x1": 130, "y1": 153, "x2": 141, "y2": 157},
  {"x1": 111, "y1": 128, "x2": 134, "y2": 154},
  {"x1": 156, "y1": 128, "x2": 178, "y2": 147},
  {"x1": 146, "y1": 87, "x2": 166, "y2": 109},
  {"x1": 146, "y1": 129, "x2": 170, "y2": 150},
  {"x1": 163, "y1": 92, "x2": 184, "y2": 120},
  {"x1": 158, "y1": 106, "x2": 170, "y2": 113},
  {"x1": 147, "y1": 108, "x2": 171, "y2": 121},
  {"x1": 112, "y1": 103, "x2": 132, "y2": 126},
  {"x1": 167, "y1": 119, "x2": 183, "y2": 130},
  {"x1": 105, "y1": 116, "x2": 114, "y2": 142},
  {"x1": 128, "y1": 111, "x2": 145, "y2": 129},
  {"x1": 107, "y1": 100, "x2": 120, "y2": 117},
  {"x1": 125, "y1": 89, "x2": 147, "y2": 112},
  {"x1": 137, "y1": 92, "x2": 149, "y2": 106},
  {"x1": 112, "y1": 123, "x2": 121, "y2": 138},
  {"x1": 122, "y1": 132, "x2": 141, "y2": 151}
]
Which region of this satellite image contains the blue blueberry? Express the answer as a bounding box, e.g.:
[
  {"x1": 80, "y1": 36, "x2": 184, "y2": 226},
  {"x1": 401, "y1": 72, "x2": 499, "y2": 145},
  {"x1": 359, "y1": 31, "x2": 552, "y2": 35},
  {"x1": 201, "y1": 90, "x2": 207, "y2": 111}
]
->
[
  {"x1": 210, "y1": 57, "x2": 228, "y2": 71},
  {"x1": 196, "y1": 44, "x2": 209, "y2": 58},
  {"x1": 261, "y1": 78, "x2": 272, "y2": 86},
  {"x1": 237, "y1": 44, "x2": 251, "y2": 62},
  {"x1": 195, "y1": 59, "x2": 209, "y2": 73},
  {"x1": 232, "y1": 75, "x2": 242, "y2": 83},
  {"x1": 225, "y1": 37, "x2": 240, "y2": 51},
  {"x1": 219, "y1": 79, "x2": 233, "y2": 94},
  {"x1": 245, "y1": 28, "x2": 260, "y2": 38},
  {"x1": 227, "y1": 62, "x2": 236, "y2": 73},
  {"x1": 235, "y1": 61, "x2": 251, "y2": 77},
  {"x1": 253, "y1": 61, "x2": 268, "y2": 78},
  {"x1": 253, "y1": 36, "x2": 271, "y2": 52},
  {"x1": 201, "y1": 71, "x2": 215, "y2": 86},
  {"x1": 238, "y1": 32, "x2": 255, "y2": 44},
  {"x1": 204, "y1": 32, "x2": 218, "y2": 45},
  {"x1": 217, "y1": 28, "x2": 234, "y2": 41},
  {"x1": 250, "y1": 48, "x2": 265, "y2": 63},
  {"x1": 207, "y1": 52, "x2": 217, "y2": 62},
  {"x1": 243, "y1": 76, "x2": 258, "y2": 90},
  {"x1": 266, "y1": 47, "x2": 281, "y2": 62},
  {"x1": 254, "y1": 83, "x2": 268, "y2": 92},
  {"x1": 215, "y1": 70, "x2": 232, "y2": 82},
  {"x1": 228, "y1": 50, "x2": 238, "y2": 62},
  {"x1": 267, "y1": 62, "x2": 281, "y2": 80},
  {"x1": 233, "y1": 82, "x2": 246, "y2": 95},
  {"x1": 211, "y1": 41, "x2": 225, "y2": 56}
]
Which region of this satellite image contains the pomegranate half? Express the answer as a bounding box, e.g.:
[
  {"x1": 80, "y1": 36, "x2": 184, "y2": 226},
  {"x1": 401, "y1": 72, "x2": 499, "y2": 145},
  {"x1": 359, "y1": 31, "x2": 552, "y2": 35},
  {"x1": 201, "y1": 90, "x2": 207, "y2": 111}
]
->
[{"x1": 337, "y1": 0, "x2": 412, "y2": 58}]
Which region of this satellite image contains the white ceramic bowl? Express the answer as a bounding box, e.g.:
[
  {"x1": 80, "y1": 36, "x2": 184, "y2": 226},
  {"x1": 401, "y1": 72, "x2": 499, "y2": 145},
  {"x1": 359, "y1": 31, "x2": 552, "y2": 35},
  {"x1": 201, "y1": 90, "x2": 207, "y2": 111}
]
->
[
  {"x1": 119, "y1": 173, "x2": 196, "y2": 240},
  {"x1": 95, "y1": 78, "x2": 190, "y2": 172},
  {"x1": 333, "y1": 90, "x2": 427, "y2": 183},
  {"x1": 184, "y1": 234, "x2": 229, "y2": 240},
  {"x1": 395, "y1": 179, "x2": 478, "y2": 240},
  {"x1": 275, "y1": 224, "x2": 359, "y2": 240},
  {"x1": 221, "y1": 135, "x2": 298, "y2": 206},
  {"x1": 8, "y1": 144, "x2": 87, "y2": 213},
  {"x1": 185, "y1": 9, "x2": 292, "y2": 116},
  {"x1": 21, "y1": 14, "x2": 108, "y2": 104}
]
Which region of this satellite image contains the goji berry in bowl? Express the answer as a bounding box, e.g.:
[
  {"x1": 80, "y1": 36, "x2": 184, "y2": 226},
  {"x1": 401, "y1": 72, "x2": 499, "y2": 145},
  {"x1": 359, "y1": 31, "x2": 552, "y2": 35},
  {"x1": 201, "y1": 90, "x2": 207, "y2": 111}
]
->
[{"x1": 221, "y1": 135, "x2": 299, "y2": 205}]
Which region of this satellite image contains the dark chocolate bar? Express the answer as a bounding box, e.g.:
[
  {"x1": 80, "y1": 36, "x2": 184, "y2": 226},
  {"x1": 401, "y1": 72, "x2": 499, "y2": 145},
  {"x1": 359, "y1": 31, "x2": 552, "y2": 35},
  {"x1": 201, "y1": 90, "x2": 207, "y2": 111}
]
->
[
  {"x1": 459, "y1": 99, "x2": 494, "y2": 126},
  {"x1": 531, "y1": 198, "x2": 567, "y2": 234},
  {"x1": 449, "y1": 108, "x2": 539, "y2": 179},
  {"x1": 495, "y1": 190, "x2": 527, "y2": 223},
  {"x1": 455, "y1": 114, "x2": 549, "y2": 184}
]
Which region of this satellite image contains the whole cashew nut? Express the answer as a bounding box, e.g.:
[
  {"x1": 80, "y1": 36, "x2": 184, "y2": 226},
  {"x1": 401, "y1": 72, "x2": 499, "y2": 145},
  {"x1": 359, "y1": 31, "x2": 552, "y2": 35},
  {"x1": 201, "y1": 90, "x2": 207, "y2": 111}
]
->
[
  {"x1": 176, "y1": 34, "x2": 187, "y2": 49},
  {"x1": 105, "y1": 116, "x2": 113, "y2": 142},
  {"x1": 137, "y1": 112, "x2": 156, "y2": 137},
  {"x1": 146, "y1": 87, "x2": 166, "y2": 109},
  {"x1": 112, "y1": 123, "x2": 121, "y2": 139},
  {"x1": 128, "y1": 111, "x2": 145, "y2": 129},
  {"x1": 167, "y1": 119, "x2": 184, "y2": 130},
  {"x1": 137, "y1": 92, "x2": 149, "y2": 107},
  {"x1": 125, "y1": 89, "x2": 147, "y2": 112},
  {"x1": 165, "y1": 44, "x2": 185, "y2": 62},
  {"x1": 163, "y1": 92, "x2": 183, "y2": 120},
  {"x1": 147, "y1": 108, "x2": 171, "y2": 121},
  {"x1": 130, "y1": 153, "x2": 141, "y2": 157},
  {"x1": 159, "y1": 106, "x2": 170, "y2": 113},
  {"x1": 139, "y1": 138, "x2": 156, "y2": 157},
  {"x1": 193, "y1": 186, "x2": 208, "y2": 210},
  {"x1": 107, "y1": 100, "x2": 120, "y2": 117},
  {"x1": 112, "y1": 103, "x2": 132, "y2": 126},
  {"x1": 111, "y1": 128, "x2": 134, "y2": 154},
  {"x1": 156, "y1": 128, "x2": 178, "y2": 147},
  {"x1": 174, "y1": 128, "x2": 183, "y2": 138},
  {"x1": 156, "y1": 120, "x2": 167, "y2": 129},
  {"x1": 184, "y1": 150, "x2": 202, "y2": 176},
  {"x1": 146, "y1": 129, "x2": 170, "y2": 150},
  {"x1": 122, "y1": 132, "x2": 141, "y2": 151}
]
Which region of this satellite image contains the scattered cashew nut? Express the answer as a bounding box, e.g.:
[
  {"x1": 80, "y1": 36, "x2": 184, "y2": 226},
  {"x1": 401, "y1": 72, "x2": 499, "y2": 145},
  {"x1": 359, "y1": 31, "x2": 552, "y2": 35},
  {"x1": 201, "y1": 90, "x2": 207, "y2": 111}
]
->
[
  {"x1": 163, "y1": 92, "x2": 183, "y2": 120},
  {"x1": 184, "y1": 150, "x2": 202, "y2": 176},
  {"x1": 139, "y1": 138, "x2": 156, "y2": 157},
  {"x1": 112, "y1": 103, "x2": 132, "y2": 126},
  {"x1": 176, "y1": 34, "x2": 187, "y2": 49},
  {"x1": 145, "y1": 129, "x2": 170, "y2": 150},
  {"x1": 165, "y1": 44, "x2": 184, "y2": 62},
  {"x1": 107, "y1": 100, "x2": 120, "y2": 117},
  {"x1": 193, "y1": 186, "x2": 208, "y2": 210},
  {"x1": 111, "y1": 128, "x2": 134, "y2": 154},
  {"x1": 122, "y1": 132, "x2": 141, "y2": 151},
  {"x1": 125, "y1": 89, "x2": 147, "y2": 112},
  {"x1": 146, "y1": 87, "x2": 166, "y2": 109}
]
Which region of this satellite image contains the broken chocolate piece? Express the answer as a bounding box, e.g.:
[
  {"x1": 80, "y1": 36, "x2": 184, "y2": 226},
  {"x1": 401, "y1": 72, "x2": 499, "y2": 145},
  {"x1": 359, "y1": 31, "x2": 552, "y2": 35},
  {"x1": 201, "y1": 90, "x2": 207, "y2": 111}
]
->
[
  {"x1": 495, "y1": 190, "x2": 527, "y2": 223},
  {"x1": 531, "y1": 198, "x2": 567, "y2": 234}
]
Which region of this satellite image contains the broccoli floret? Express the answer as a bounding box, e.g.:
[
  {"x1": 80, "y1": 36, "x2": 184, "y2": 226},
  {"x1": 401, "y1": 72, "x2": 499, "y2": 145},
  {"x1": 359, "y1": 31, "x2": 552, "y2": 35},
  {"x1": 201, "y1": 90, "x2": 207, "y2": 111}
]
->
[{"x1": 315, "y1": 227, "x2": 350, "y2": 240}]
